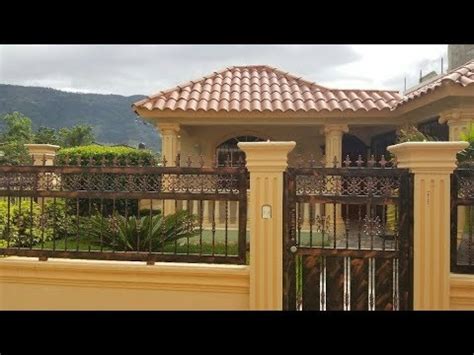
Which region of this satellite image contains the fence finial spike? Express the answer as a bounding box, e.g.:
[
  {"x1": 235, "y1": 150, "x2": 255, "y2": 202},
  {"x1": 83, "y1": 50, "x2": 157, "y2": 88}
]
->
[
  {"x1": 343, "y1": 154, "x2": 351, "y2": 167},
  {"x1": 368, "y1": 154, "x2": 376, "y2": 168},
  {"x1": 309, "y1": 153, "x2": 316, "y2": 168},
  {"x1": 320, "y1": 154, "x2": 326, "y2": 167},
  {"x1": 175, "y1": 152, "x2": 181, "y2": 167}
]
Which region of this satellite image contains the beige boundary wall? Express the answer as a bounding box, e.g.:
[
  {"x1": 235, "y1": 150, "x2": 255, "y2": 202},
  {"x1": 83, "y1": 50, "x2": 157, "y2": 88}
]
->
[
  {"x1": 450, "y1": 274, "x2": 474, "y2": 310},
  {"x1": 0, "y1": 257, "x2": 249, "y2": 310},
  {"x1": 2, "y1": 141, "x2": 474, "y2": 311}
]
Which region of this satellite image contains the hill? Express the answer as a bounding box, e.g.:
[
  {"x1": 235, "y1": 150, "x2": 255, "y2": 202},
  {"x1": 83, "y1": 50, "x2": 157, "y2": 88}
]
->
[{"x1": 0, "y1": 84, "x2": 161, "y2": 151}]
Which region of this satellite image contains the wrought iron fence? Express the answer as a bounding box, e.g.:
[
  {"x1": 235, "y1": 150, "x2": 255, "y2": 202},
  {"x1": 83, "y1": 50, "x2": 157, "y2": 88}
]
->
[
  {"x1": 283, "y1": 154, "x2": 413, "y2": 311},
  {"x1": 451, "y1": 168, "x2": 474, "y2": 273},
  {"x1": 0, "y1": 154, "x2": 248, "y2": 264}
]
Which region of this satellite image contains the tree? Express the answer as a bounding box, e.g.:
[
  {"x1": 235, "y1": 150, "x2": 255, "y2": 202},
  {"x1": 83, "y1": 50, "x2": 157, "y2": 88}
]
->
[
  {"x1": 34, "y1": 126, "x2": 60, "y2": 145},
  {"x1": 1, "y1": 112, "x2": 33, "y2": 143},
  {"x1": 0, "y1": 112, "x2": 33, "y2": 165},
  {"x1": 58, "y1": 125, "x2": 95, "y2": 148}
]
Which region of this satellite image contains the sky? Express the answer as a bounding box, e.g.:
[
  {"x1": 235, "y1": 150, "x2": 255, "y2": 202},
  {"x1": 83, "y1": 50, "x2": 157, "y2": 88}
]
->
[{"x1": 0, "y1": 45, "x2": 448, "y2": 97}]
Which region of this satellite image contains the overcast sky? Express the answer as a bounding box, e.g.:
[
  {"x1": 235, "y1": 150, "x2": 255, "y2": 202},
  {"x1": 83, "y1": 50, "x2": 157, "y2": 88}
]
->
[{"x1": 0, "y1": 45, "x2": 448, "y2": 97}]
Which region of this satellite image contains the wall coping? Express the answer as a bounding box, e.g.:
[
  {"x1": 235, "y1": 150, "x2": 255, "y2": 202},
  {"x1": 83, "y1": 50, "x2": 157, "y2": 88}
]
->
[
  {"x1": 0, "y1": 257, "x2": 250, "y2": 294},
  {"x1": 238, "y1": 141, "x2": 296, "y2": 172},
  {"x1": 24, "y1": 144, "x2": 60, "y2": 153},
  {"x1": 387, "y1": 141, "x2": 469, "y2": 173}
]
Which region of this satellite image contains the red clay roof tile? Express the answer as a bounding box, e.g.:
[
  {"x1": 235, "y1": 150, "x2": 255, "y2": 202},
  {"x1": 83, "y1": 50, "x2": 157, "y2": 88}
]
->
[
  {"x1": 133, "y1": 62, "x2": 474, "y2": 114},
  {"x1": 396, "y1": 59, "x2": 474, "y2": 107}
]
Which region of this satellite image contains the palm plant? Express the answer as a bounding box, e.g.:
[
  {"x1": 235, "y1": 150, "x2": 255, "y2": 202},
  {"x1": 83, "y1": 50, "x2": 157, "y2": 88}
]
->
[
  {"x1": 457, "y1": 124, "x2": 474, "y2": 167},
  {"x1": 89, "y1": 210, "x2": 197, "y2": 251}
]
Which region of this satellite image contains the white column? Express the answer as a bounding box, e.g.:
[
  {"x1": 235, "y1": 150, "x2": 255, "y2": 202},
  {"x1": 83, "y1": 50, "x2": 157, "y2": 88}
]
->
[
  {"x1": 322, "y1": 124, "x2": 349, "y2": 235},
  {"x1": 156, "y1": 123, "x2": 180, "y2": 215}
]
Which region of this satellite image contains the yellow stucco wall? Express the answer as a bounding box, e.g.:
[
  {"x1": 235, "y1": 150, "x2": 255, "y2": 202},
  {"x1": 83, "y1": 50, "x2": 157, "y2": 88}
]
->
[
  {"x1": 178, "y1": 125, "x2": 393, "y2": 166},
  {"x1": 450, "y1": 274, "x2": 474, "y2": 310},
  {"x1": 0, "y1": 257, "x2": 250, "y2": 310}
]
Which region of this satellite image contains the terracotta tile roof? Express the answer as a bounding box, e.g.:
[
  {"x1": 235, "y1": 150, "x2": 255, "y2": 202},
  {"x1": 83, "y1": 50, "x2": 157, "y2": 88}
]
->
[
  {"x1": 397, "y1": 59, "x2": 474, "y2": 107},
  {"x1": 133, "y1": 65, "x2": 403, "y2": 113}
]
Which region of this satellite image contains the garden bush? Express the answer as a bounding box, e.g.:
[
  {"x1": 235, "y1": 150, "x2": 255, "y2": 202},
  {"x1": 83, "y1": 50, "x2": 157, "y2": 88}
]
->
[
  {"x1": 0, "y1": 198, "x2": 89, "y2": 248},
  {"x1": 56, "y1": 145, "x2": 159, "y2": 166},
  {"x1": 56, "y1": 145, "x2": 160, "y2": 217}
]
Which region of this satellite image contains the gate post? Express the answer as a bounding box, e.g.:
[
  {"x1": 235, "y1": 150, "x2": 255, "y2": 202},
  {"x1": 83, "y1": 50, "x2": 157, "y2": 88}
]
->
[
  {"x1": 388, "y1": 141, "x2": 468, "y2": 310},
  {"x1": 238, "y1": 141, "x2": 295, "y2": 310}
]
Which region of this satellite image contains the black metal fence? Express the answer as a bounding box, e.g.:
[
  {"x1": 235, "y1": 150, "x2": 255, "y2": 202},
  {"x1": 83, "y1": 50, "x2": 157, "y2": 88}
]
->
[
  {"x1": 283, "y1": 155, "x2": 413, "y2": 311},
  {"x1": 451, "y1": 168, "x2": 474, "y2": 273},
  {"x1": 0, "y1": 155, "x2": 248, "y2": 265}
]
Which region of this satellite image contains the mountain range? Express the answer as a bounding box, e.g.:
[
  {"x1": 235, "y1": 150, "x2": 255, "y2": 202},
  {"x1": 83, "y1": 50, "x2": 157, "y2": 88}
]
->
[{"x1": 0, "y1": 84, "x2": 161, "y2": 151}]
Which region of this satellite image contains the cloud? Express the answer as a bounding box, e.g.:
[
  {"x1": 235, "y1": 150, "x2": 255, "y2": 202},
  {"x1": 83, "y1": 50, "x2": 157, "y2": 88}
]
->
[{"x1": 0, "y1": 45, "x2": 447, "y2": 96}]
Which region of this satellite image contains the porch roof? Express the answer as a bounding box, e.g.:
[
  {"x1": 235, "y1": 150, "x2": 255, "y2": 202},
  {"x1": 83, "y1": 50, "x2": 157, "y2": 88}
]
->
[
  {"x1": 396, "y1": 59, "x2": 474, "y2": 107},
  {"x1": 133, "y1": 61, "x2": 474, "y2": 121},
  {"x1": 132, "y1": 65, "x2": 402, "y2": 114}
]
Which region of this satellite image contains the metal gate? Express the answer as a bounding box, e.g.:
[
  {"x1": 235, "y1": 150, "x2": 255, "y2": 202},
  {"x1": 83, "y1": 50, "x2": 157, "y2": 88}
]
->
[{"x1": 283, "y1": 158, "x2": 413, "y2": 310}]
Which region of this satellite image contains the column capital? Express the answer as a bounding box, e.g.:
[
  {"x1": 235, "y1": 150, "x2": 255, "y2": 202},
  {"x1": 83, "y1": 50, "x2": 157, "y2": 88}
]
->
[
  {"x1": 156, "y1": 123, "x2": 181, "y2": 135},
  {"x1": 238, "y1": 141, "x2": 296, "y2": 173},
  {"x1": 387, "y1": 141, "x2": 468, "y2": 174},
  {"x1": 438, "y1": 108, "x2": 474, "y2": 125},
  {"x1": 320, "y1": 123, "x2": 349, "y2": 136}
]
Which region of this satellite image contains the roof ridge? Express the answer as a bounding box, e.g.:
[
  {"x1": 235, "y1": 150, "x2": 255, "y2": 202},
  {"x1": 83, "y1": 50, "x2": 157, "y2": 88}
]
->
[{"x1": 327, "y1": 87, "x2": 401, "y2": 93}]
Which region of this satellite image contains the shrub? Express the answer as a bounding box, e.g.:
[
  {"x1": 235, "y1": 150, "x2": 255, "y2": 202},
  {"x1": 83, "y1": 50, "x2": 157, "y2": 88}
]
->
[
  {"x1": 0, "y1": 199, "x2": 46, "y2": 247},
  {"x1": 56, "y1": 145, "x2": 159, "y2": 166},
  {"x1": 56, "y1": 145, "x2": 160, "y2": 217},
  {"x1": 88, "y1": 210, "x2": 197, "y2": 251},
  {"x1": 0, "y1": 198, "x2": 76, "y2": 247}
]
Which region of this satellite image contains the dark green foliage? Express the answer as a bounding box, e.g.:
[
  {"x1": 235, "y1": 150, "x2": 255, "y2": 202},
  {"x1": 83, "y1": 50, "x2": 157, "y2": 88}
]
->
[
  {"x1": 88, "y1": 210, "x2": 197, "y2": 251},
  {"x1": 34, "y1": 126, "x2": 60, "y2": 145},
  {"x1": 58, "y1": 124, "x2": 95, "y2": 147},
  {"x1": 0, "y1": 84, "x2": 160, "y2": 151},
  {"x1": 0, "y1": 112, "x2": 34, "y2": 165}
]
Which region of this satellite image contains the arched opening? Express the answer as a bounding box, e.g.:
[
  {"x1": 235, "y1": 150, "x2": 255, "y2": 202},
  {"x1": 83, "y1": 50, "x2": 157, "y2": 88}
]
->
[
  {"x1": 216, "y1": 136, "x2": 266, "y2": 167},
  {"x1": 342, "y1": 134, "x2": 369, "y2": 165}
]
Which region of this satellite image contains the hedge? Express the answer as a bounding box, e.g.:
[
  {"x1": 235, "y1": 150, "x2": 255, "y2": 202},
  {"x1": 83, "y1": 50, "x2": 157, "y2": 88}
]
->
[
  {"x1": 56, "y1": 145, "x2": 160, "y2": 217},
  {"x1": 56, "y1": 145, "x2": 159, "y2": 166}
]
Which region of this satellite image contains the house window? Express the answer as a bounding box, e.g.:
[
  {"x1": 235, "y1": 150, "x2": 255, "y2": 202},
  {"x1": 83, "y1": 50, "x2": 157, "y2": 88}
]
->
[{"x1": 216, "y1": 136, "x2": 266, "y2": 167}]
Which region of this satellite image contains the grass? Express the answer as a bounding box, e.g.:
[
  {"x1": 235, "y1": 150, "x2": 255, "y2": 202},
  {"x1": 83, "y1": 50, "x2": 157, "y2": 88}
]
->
[{"x1": 33, "y1": 229, "x2": 243, "y2": 257}]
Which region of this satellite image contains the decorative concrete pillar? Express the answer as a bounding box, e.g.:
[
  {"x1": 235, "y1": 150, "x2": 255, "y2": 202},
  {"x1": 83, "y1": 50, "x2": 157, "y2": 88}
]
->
[
  {"x1": 157, "y1": 123, "x2": 180, "y2": 215},
  {"x1": 439, "y1": 109, "x2": 474, "y2": 244},
  {"x1": 25, "y1": 144, "x2": 60, "y2": 206},
  {"x1": 322, "y1": 124, "x2": 348, "y2": 234},
  {"x1": 25, "y1": 144, "x2": 60, "y2": 166},
  {"x1": 388, "y1": 141, "x2": 468, "y2": 310},
  {"x1": 238, "y1": 141, "x2": 295, "y2": 310}
]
